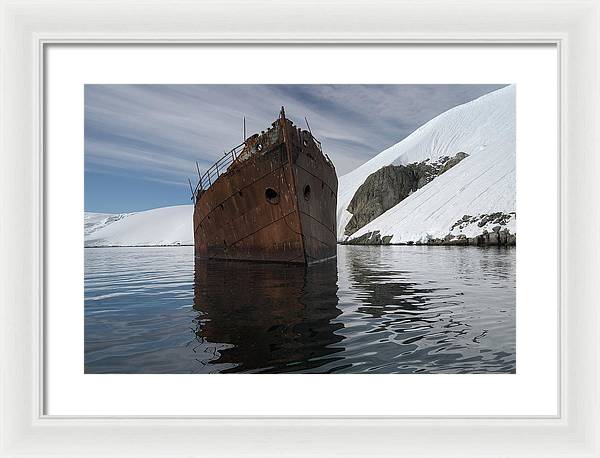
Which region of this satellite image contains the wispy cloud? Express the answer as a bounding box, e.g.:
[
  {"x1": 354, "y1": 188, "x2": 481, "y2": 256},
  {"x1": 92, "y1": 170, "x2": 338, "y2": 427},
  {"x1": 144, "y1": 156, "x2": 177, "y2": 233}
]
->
[{"x1": 85, "y1": 84, "x2": 506, "y2": 189}]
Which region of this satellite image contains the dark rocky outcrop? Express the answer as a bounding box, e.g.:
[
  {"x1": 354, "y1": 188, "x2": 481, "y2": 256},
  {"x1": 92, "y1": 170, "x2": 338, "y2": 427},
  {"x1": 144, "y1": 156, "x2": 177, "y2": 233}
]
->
[
  {"x1": 439, "y1": 151, "x2": 469, "y2": 174},
  {"x1": 449, "y1": 212, "x2": 515, "y2": 232},
  {"x1": 343, "y1": 211, "x2": 516, "y2": 247},
  {"x1": 344, "y1": 152, "x2": 469, "y2": 236},
  {"x1": 343, "y1": 231, "x2": 394, "y2": 245},
  {"x1": 429, "y1": 228, "x2": 516, "y2": 246},
  {"x1": 343, "y1": 228, "x2": 515, "y2": 247}
]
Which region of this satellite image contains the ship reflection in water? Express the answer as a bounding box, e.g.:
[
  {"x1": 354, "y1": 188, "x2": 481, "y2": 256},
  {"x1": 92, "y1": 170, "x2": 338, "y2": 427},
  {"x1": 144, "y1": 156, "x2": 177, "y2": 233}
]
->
[
  {"x1": 193, "y1": 260, "x2": 343, "y2": 373},
  {"x1": 84, "y1": 245, "x2": 516, "y2": 374}
]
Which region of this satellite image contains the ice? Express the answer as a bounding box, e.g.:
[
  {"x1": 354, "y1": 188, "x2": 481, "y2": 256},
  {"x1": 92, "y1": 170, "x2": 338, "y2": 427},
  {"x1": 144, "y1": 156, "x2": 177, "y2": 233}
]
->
[
  {"x1": 337, "y1": 85, "x2": 515, "y2": 242},
  {"x1": 85, "y1": 205, "x2": 193, "y2": 247},
  {"x1": 84, "y1": 85, "x2": 515, "y2": 247}
]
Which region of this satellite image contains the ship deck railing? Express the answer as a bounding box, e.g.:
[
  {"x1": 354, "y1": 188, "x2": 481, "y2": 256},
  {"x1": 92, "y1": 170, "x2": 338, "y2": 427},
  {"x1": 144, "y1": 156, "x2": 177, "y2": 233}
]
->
[
  {"x1": 312, "y1": 137, "x2": 334, "y2": 168},
  {"x1": 311, "y1": 135, "x2": 335, "y2": 169},
  {"x1": 311, "y1": 135, "x2": 322, "y2": 152},
  {"x1": 192, "y1": 132, "x2": 329, "y2": 201},
  {"x1": 193, "y1": 142, "x2": 246, "y2": 199}
]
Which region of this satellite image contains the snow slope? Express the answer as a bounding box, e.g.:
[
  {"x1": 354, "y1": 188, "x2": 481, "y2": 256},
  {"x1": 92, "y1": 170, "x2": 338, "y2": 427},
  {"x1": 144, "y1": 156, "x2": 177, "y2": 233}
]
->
[
  {"x1": 85, "y1": 205, "x2": 193, "y2": 247},
  {"x1": 84, "y1": 86, "x2": 514, "y2": 247},
  {"x1": 338, "y1": 85, "x2": 515, "y2": 242},
  {"x1": 84, "y1": 212, "x2": 129, "y2": 237}
]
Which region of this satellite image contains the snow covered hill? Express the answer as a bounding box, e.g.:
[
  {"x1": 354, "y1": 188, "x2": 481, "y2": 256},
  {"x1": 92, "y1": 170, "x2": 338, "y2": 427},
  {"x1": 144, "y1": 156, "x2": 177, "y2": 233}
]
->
[
  {"x1": 84, "y1": 212, "x2": 130, "y2": 237},
  {"x1": 85, "y1": 86, "x2": 514, "y2": 248},
  {"x1": 85, "y1": 205, "x2": 193, "y2": 247},
  {"x1": 337, "y1": 85, "x2": 515, "y2": 244}
]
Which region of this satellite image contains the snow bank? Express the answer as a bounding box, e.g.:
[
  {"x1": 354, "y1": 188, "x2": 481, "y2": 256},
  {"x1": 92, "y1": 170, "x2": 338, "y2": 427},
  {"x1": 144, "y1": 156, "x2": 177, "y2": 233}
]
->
[
  {"x1": 84, "y1": 212, "x2": 129, "y2": 237},
  {"x1": 338, "y1": 85, "x2": 515, "y2": 242},
  {"x1": 85, "y1": 205, "x2": 193, "y2": 247},
  {"x1": 85, "y1": 86, "x2": 514, "y2": 248}
]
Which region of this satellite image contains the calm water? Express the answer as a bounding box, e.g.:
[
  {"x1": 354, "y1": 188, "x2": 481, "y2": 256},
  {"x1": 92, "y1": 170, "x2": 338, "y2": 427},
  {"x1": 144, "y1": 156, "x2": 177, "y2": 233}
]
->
[{"x1": 84, "y1": 245, "x2": 515, "y2": 373}]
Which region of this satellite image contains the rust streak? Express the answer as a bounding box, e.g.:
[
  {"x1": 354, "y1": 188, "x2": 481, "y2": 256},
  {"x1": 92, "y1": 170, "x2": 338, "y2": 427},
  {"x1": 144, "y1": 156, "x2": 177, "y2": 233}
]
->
[{"x1": 192, "y1": 108, "x2": 337, "y2": 265}]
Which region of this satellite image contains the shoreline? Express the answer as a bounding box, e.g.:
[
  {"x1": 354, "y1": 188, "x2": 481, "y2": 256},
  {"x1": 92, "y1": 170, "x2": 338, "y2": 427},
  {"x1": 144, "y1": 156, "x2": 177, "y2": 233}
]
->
[
  {"x1": 84, "y1": 243, "x2": 515, "y2": 249},
  {"x1": 85, "y1": 244, "x2": 193, "y2": 248}
]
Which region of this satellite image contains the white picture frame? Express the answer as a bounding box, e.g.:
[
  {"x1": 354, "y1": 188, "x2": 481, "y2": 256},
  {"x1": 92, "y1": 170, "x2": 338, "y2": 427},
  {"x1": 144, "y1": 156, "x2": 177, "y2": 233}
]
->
[{"x1": 1, "y1": 0, "x2": 598, "y2": 456}]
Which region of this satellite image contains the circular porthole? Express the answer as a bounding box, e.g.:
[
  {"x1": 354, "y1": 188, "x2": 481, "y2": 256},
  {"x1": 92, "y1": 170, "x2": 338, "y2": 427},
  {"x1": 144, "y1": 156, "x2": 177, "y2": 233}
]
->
[
  {"x1": 256, "y1": 143, "x2": 263, "y2": 152},
  {"x1": 303, "y1": 184, "x2": 311, "y2": 201},
  {"x1": 265, "y1": 188, "x2": 279, "y2": 204}
]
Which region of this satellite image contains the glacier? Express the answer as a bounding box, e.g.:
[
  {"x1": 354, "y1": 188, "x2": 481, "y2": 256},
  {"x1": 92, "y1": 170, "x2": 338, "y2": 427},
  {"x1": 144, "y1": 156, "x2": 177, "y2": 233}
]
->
[
  {"x1": 338, "y1": 84, "x2": 516, "y2": 243},
  {"x1": 85, "y1": 205, "x2": 194, "y2": 247},
  {"x1": 85, "y1": 85, "x2": 515, "y2": 247}
]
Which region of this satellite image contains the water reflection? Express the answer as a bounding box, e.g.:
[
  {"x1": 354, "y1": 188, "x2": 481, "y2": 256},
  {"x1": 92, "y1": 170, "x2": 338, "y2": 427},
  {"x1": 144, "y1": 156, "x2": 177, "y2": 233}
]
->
[
  {"x1": 335, "y1": 246, "x2": 516, "y2": 373},
  {"x1": 193, "y1": 259, "x2": 344, "y2": 373},
  {"x1": 84, "y1": 245, "x2": 515, "y2": 374}
]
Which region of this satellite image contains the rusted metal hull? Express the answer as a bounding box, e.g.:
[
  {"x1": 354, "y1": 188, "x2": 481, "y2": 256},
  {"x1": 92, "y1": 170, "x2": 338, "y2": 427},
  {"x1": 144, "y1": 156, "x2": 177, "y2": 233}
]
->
[{"x1": 193, "y1": 111, "x2": 337, "y2": 265}]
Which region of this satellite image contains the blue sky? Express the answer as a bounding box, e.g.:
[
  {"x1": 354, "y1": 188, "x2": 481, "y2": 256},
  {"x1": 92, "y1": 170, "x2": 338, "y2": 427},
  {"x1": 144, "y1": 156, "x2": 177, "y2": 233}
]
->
[{"x1": 85, "y1": 84, "x2": 505, "y2": 213}]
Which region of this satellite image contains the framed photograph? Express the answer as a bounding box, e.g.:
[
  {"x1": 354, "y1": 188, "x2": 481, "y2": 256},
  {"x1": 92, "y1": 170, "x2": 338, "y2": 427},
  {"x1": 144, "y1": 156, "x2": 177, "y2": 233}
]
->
[{"x1": 1, "y1": 0, "x2": 598, "y2": 457}]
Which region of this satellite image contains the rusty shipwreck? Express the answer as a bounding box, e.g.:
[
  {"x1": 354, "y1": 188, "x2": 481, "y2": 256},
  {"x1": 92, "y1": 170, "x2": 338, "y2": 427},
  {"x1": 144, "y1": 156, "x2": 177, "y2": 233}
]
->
[{"x1": 191, "y1": 108, "x2": 338, "y2": 265}]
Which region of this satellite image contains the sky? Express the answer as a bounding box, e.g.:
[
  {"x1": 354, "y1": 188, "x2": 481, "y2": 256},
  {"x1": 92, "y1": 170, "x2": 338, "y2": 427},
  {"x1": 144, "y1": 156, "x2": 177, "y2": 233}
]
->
[{"x1": 85, "y1": 84, "x2": 506, "y2": 213}]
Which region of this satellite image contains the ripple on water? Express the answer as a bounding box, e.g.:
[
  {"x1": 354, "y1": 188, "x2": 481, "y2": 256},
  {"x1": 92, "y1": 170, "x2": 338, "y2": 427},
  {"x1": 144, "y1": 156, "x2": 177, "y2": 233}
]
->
[{"x1": 84, "y1": 245, "x2": 515, "y2": 374}]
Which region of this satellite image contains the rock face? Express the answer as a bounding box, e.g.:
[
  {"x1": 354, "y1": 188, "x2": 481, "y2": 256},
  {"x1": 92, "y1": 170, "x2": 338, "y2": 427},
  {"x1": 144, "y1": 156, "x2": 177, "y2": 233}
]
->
[
  {"x1": 343, "y1": 211, "x2": 516, "y2": 247},
  {"x1": 343, "y1": 228, "x2": 516, "y2": 247},
  {"x1": 343, "y1": 231, "x2": 394, "y2": 245},
  {"x1": 344, "y1": 152, "x2": 468, "y2": 236},
  {"x1": 449, "y1": 212, "x2": 514, "y2": 233}
]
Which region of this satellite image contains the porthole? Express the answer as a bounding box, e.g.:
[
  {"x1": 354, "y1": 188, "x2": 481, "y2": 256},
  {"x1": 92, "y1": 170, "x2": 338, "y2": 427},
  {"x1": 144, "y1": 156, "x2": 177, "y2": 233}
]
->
[
  {"x1": 303, "y1": 184, "x2": 311, "y2": 201},
  {"x1": 303, "y1": 139, "x2": 308, "y2": 147},
  {"x1": 265, "y1": 188, "x2": 280, "y2": 204},
  {"x1": 256, "y1": 143, "x2": 263, "y2": 152}
]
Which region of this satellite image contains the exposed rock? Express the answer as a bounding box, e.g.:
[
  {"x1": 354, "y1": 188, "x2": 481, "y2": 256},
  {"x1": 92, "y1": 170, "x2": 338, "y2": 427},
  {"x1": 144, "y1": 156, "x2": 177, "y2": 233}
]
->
[
  {"x1": 450, "y1": 212, "x2": 513, "y2": 232},
  {"x1": 342, "y1": 231, "x2": 394, "y2": 245},
  {"x1": 344, "y1": 166, "x2": 417, "y2": 236},
  {"x1": 344, "y1": 211, "x2": 516, "y2": 247},
  {"x1": 344, "y1": 229, "x2": 515, "y2": 247},
  {"x1": 445, "y1": 212, "x2": 516, "y2": 246},
  {"x1": 439, "y1": 151, "x2": 469, "y2": 174},
  {"x1": 412, "y1": 229, "x2": 516, "y2": 247},
  {"x1": 344, "y1": 152, "x2": 469, "y2": 235}
]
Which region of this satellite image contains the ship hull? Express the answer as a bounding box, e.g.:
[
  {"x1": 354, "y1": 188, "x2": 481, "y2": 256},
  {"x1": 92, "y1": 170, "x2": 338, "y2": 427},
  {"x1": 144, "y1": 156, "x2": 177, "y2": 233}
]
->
[{"x1": 193, "y1": 116, "x2": 337, "y2": 265}]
